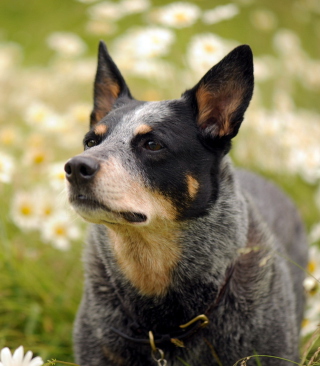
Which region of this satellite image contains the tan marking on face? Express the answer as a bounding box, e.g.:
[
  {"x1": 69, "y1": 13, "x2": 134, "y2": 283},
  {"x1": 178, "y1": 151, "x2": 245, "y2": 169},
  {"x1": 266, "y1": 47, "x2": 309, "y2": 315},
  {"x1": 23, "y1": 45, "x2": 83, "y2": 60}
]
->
[
  {"x1": 196, "y1": 84, "x2": 242, "y2": 137},
  {"x1": 94, "y1": 124, "x2": 108, "y2": 135},
  {"x1": 107, "y1": 221, "x2": 181, "y2": 297},
  {"x1": 94, "y1": 157, "x2": 177, "y2": 222},
  {"x1": 186, "y1": 174, "x2": 199, "y2": 199},
  {"x1": 134, "y1": 124, "x2": 153, "y2": 136}
]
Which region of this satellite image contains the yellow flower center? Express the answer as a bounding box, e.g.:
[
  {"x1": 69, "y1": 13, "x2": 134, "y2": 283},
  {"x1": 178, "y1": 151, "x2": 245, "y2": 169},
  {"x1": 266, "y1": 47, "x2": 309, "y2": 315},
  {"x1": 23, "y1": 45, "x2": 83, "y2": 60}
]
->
[
  {"x1": 44, "y1": 207, "x2": 52, "y2": 216},
  {"x1": 308, "y1": 260, "x2": 316, "y2": 273},
  {"x1": 34, "y1": 110, "x2": 46, "y2": 123},
  {"x1": 1, "y1": 130, "x2": 15, "y2": 145},
  {"x1": 33, "y1": 153, "x2": 45, "y2": 165},
  {"x1": 204, "y1": 44, "x2": 216, "y2": 53},
  {"x1": 21, "y1": 205, "x2": 32, "y2": 216},
  {"x1": 55, "y1": 226, "x2": 66, "y2": 236},
  {"x1": 301, "y1": 318, "x2": 309, "y2": 328},
  {"x1": 175, "y1": 12, "x2": 188, "y2": 23}
]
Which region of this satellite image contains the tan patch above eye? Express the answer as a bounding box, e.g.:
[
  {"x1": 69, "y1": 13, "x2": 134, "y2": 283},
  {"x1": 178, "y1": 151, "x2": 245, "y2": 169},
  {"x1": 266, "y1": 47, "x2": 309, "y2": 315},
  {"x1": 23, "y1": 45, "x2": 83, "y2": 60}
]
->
[
  {"x1": 94, "y1": 124, "x2": 108, "y2": 135},
  {"x1": 134, "y1": 124, "x2": 153, "y2": 136},
  {"x1": 186, "y1": 174, "x2": 199, "y2": 199}
]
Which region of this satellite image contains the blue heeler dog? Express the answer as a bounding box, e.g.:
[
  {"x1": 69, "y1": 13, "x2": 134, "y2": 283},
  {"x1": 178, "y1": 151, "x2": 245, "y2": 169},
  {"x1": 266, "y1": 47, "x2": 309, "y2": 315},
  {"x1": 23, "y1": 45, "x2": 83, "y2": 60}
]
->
[{"x1": 64, "y1": 41, "x2": 308, "y2": 366}]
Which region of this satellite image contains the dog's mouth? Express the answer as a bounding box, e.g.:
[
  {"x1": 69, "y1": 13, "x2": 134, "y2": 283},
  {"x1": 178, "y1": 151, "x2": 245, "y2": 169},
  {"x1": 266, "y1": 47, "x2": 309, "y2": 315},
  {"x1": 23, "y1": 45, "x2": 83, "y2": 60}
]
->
[
  {"x1": 70, "y1": 194, "x2": 147, "y2": 224},
  {"x1": 119, "y1": 211, "x2": 147, "y2": 223}
]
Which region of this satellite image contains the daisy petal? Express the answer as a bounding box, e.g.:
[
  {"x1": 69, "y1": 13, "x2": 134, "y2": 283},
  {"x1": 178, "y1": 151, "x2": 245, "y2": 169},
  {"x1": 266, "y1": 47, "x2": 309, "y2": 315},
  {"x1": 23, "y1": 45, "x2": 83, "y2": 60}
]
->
[
  {"x1": 22, "y1": 351, "x2": 33, "y2": 366},
  {"x1": 13, "y1": 347, "x2": 24, "y2": 365},
  {"x1": 29, "y1": 357, "x2": 43, "y2": 366},
  {"x1": 1, "y1": 348, "x2": 13, "y2": 366}
]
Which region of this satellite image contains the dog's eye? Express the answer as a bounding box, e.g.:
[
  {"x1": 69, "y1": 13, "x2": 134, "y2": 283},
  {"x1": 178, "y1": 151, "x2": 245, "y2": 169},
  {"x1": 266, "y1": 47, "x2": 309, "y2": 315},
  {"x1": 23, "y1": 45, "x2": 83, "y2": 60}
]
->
[
  {"x1": 144, "y1": 140, "x2": 163, "y2": 151},
  {"x1": 86, "y1": 139, "x2": 97, "y2": 148}
]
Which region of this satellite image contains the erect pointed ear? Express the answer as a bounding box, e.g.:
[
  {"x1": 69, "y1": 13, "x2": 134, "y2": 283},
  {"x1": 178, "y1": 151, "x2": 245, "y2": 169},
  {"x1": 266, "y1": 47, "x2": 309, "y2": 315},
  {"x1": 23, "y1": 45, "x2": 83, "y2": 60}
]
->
[
  {"x1": 90, "y1": 41, "x2": 133, "y2": 127},
  {"x1": 183, "y1": 45, "x2": 254, "y2": 139}
]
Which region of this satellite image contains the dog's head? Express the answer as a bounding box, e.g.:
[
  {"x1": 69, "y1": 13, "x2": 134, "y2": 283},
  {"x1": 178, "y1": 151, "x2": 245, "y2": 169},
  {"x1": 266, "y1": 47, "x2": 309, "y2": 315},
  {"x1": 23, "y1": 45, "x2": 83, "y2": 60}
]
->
[{"x1": 65, "y1": 41, "x2": 253, "y2": 227}]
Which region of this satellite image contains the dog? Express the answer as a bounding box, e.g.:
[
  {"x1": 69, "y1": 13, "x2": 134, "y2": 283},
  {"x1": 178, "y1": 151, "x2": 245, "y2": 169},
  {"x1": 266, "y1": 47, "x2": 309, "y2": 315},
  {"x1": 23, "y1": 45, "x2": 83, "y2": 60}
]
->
[{"x1": 64, "y1": 41, "x2": 308, "y2": 366}]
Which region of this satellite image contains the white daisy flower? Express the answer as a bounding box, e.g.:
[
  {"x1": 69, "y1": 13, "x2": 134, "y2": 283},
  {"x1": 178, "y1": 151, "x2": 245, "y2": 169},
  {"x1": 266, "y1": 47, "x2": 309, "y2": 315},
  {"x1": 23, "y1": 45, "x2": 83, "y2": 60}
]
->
[
  {"x1": 0, "y1": 152, "x2": 15, "y2": 184},
  {"x1": 113, "y1": 27, "x2": 175, "y2": 60},
  {"x1": 253, "y1": 56, "x2": 277, "y2": 82},
  {"x1": 303, "y1": 245, "x2": 320, "y2": 296},
  {"x1": 309, "y1": 224, "x2": 320, "y2": 245},
  {"x1": 301, "y1": 306, "x2": 320, "y2": 337},
  {"x1": 35, "y1": 187, "x2": 63, "y2": 219},
  {"x1": 41, "y1": 212, "x2": 81, "y2": 251},
  {"x1": 202, "y1": 4, "x2": 239, "y2": 25},
  {"x1": 250, "y1": 9, "x2": 277, "y2": 32},
  {"x1": 24, "y1": 102, "x2": 56, "y2": 129},
  {"x1": 48, "y1": 162, "x2": 68, "y2": 191},
  {"x1": 47, "y1": 32, "x2": 87, "y2": 57},
  {"x1": 155, "y1": 2, "x2": 201, "y2": 28},
  {"x1": 23, "y1": 146, "x2": 51, "y2": 167},
  {"x1": 273, "y1": 29, "x2": 301, "y2": 57},
  {"x1": 120, "y1": 0, "x2": 150, "y2": 14},
  {"x1": 0, "y1": 127, "x2": 21, "y2": 147},
  {"x1": 86, "y1": 20, "x2": 118, "y2": 35},
  {"x1": 0, "y1": 43, "x2": 22, "y2": 74},
  {"x1": 67, "y1": 102, "x2": 91, "y2": 127},
  {"x1": 129, "y1": 59, "x2": 175, "y2": 82},
  {"x1": 186, "y1": 33, "x2": 229, "y2": 76},
  {"x1": 88, "y1": 1, "x2": 124, "y2": 21},
  {"x1": 0, "y1": 346, "x2": 43, "y2": 366},
  {"x1": 11, "y1": 191, "x2": 41, "y2": 230}
]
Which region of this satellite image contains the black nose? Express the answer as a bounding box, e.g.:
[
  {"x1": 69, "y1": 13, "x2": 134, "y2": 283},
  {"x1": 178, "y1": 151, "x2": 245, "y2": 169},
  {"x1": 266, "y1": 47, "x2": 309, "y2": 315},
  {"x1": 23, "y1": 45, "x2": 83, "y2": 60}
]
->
[{"x1": 64, "y1": 156, "x2": 100, "y2": 184}]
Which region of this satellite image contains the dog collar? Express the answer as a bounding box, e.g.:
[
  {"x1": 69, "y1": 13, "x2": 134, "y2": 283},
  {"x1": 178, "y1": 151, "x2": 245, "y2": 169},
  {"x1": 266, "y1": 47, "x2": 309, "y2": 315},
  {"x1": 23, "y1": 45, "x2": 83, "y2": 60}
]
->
[{"x1": 110, "y1": 264, "x2": 235, "y2": 349}]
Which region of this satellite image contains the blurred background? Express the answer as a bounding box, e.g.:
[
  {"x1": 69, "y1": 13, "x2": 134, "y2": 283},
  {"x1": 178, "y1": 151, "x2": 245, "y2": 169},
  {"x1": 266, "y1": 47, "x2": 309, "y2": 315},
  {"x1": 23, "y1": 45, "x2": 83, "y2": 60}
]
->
[{"x1": 0, "y1": 0, "x2": 320, "y2": 362}]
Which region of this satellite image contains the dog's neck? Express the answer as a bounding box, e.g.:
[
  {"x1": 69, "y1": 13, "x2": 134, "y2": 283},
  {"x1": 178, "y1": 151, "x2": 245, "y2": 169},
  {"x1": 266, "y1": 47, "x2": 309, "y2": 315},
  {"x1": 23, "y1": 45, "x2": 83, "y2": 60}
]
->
[
  {"x1": 103, "y1": 158, "x2": 249, "y2": 299},
  {"x1": 106, "y1": 219, "x2": 182, "y2": 297}
]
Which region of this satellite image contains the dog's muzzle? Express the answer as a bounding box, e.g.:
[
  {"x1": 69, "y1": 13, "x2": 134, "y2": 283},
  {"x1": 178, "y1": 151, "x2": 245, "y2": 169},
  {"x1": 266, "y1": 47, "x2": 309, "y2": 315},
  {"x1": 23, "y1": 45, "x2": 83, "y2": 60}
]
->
[{"x1": 64, "y1": 156, "x2": 148, "y2": 224}]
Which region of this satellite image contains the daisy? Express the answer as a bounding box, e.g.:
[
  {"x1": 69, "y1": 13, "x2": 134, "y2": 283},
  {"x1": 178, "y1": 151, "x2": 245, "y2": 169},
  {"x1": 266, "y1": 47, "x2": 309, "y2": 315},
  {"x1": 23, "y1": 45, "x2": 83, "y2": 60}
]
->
[
  {"x1": 120, "y1": 0, "x2": 150, "y2": 14},
  {"x1": 48, "y1": 162, "x2": 68, "y2": 191},
  {"x1": 67, "y1": 103, "x2": 91, "y2": 127},
  {"x1": 47, "y1": 32, "x2": 87, "y2": 57},
  {"x1": 113, "y1": 27, "x2": 175, "y2": 60},
  {"x1": 87, "y1": 1, "x2": 124, "y2": 21},
  {"x1": 23, "y1": 146, "x2": 51, "y2": 167},
  {"x1": 0, "y1": 127, "x2": 20, "y2": 147},
  {"x1": 250, "y1": 9, "x2": 277, "y2": 32},
  {"x1": 41, "y1": 212, "x2": 81, "y2": 250},
  {"x1": 309, "y1": 224, "x2": 320, "y2": 246},
  {"x1": 202, "y1": 4, "x2": 239, "y2": 25},
  {"x1": 0, "y1": 346, "x2": 43, "y2": 366},
  {"x1": 86, "y1": 20, "x2": 118, "y2": 35},
  {"x1": 11, "y1": 191, "x2": 41, "y2": 230},
  {"x1": 24, "y1": 102, "x2": 56, "y2": 130},
  {"x1": 0, "y1": 152, "x2": 15, "y2": 184},
  {"x1": 303, "y1": 245, "x2": 320, "y2": 296},
  {"x1": 186, "y1": 33, "x2": 229, "y2": 76},
  {"x1": 155, "y1": 2, "x2": 201, "y2": 28}
]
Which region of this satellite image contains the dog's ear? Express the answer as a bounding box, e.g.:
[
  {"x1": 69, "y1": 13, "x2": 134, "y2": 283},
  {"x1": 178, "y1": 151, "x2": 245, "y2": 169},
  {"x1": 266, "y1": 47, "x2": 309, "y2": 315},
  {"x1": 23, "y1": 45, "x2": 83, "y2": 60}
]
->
[
  {"x1": 90, "y1": 41, "x2": 132, "y2": 127},
  {"x1": 183, "y1": 45, "x2": 254, "y2": 140}
]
